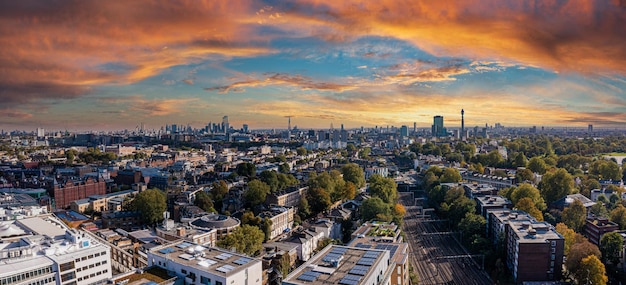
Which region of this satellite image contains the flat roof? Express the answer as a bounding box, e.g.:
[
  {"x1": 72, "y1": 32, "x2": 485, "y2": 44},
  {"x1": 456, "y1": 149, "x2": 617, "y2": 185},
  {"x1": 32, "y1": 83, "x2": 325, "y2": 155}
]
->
[
  {"x1": 150, "y1": 241, "x2": 261, "y2": 277},
  {"x1": 17, "y1": 217, "x2": 66, "y2": 238},
  {"x1": 509, "y1": 220, "x2": 563, "y2": 243},
  {"x1": 284, "y1": 245, "x2": 389, "y2": 285}
]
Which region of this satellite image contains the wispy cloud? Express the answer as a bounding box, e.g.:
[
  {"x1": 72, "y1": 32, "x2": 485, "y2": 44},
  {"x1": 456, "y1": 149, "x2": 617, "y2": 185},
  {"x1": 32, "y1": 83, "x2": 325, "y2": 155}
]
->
[{"x1": 204, "y1": 73, "x2": 356, "y2": 93}]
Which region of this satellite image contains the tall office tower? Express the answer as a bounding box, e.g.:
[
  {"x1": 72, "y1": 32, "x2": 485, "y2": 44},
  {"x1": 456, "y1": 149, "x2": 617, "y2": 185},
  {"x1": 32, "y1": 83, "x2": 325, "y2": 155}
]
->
[
  {"x1": 222, "y1": 116, "x2": 229, "y2": 133},
  {"x1": 432, "y1": 115, "x2": 445, "y2": 137},
  {"x1": 400, "y1": 125, "x2": 409, "y2": 137},
  {"x1": 243, "y1": 124, "x2": 249, "y2": 133},
  {"x1": 588, "y1": 124, "x2": 593, "y2": 133},
  {"x1": 413, "y1": 122, "x2": 417, "y2": 134},
  {"x1": 36, "y1": 127, "x2": 45, "y2": 138},
  {"x1": 287, "y1": 116, "x2": 292, "y2": 132},
  {"x1": 461, "y1": 109, "x2": 465, "y2": 139}
]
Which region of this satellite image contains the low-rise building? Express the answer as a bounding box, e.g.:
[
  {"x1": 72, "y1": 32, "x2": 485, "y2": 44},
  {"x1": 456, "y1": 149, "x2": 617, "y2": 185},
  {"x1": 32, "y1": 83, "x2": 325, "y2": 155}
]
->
[
  {"x1": 475, "y1": 195, "x2": 512, "y2": 217},
  {"x1": 259, "y1": 206, "x2": 294, "y2": 241},
  {"x1": 189, "y1": 213, "x2": 240, "y2": 240},
  {"x1": 148, "y1": 240, "x2": 263, "y2": 285},
  {"x1": 583, "y1": 216, "x2": 619, "y2": 246},
  {"x1": 266, "y1": 185, "x2": 308, "y2": 208},
  {"x1": 505, "y1": 220, "x2": 564, "y2": 283},
  {"x1": 0, "y1": 215, "x2": 112, "y2": 285},
  {"x1": 283, "y1": 245, "x2": 392, "y2": 285}
]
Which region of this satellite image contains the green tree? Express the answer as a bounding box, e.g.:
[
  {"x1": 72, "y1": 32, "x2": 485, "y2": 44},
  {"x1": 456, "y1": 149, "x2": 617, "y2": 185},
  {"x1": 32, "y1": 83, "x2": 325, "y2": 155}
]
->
[
  {"x1": 259, "y1": 170, "x2": 280, "y2": 192},
  {"x1": 261, "y1": 218, "x2": 273, "y2": 242},
  {"x1": 458, "y1": 213, "x2": 486, "y2": 242},
  {"x1": 600, "y1": 232, "x2": 624, "y2": 264},
  {"x1": 575, "y1": 255, "x2": 607, "y2": 285},
  {"x1": 131, "y1": 189, "x2": 166, "y2": 225},
  {"x1": 244, "y1": 180, "x2": 270, "y2": 207},
  {"x1": 296, "y1": 147, "x2": 307, "y2": 156},
  {"x1": 276, "y1": 253, "x2": 291, "y2": 278},
  {"x1": 446, "y1": 195, "x2": 476, "y2": 226},
  {"x1": 307, "y1": 187, "x2": 332, "y2": 214},
  {"x1": 565, "y1": 240, "x2": 601, "y2": 274},
  {"x1": 516, "y1": 168, "x2": 534, "y2": 183},
  {"x1": 562, "y1": 200, "x2": 587, "y2": 232},
  {"x1": 589, "y1": 202, "x2": 609, "y2": 217},
  {"x1": 539, "y1": 168, "x2": 574, "y2": 205},
  {"x1": 217, "y1": 225, "x2": 264, "y2": 256},
  {"x1": 241, "y1": 211, "x2": 261, "y2": 226},
  {"x1": 236, "y1": 162, "x2": 256, "y2": 177},
  {"x1": 343, "y1": 182, "x2": 357, "y2": 200},
  {"x1": 194, "y1": 190, "x2": 215, "y2": 213},
  {"x1": 515, "y1": 197, "x2": 544, "y2": 221},
  {"x1": 298, "y1": 196, "x2": 311, "y2": 218},
  {"x1": 361, "y1": 197, "x2": 392, "y2": 222},
  {"x1": 527, "y1": 157, "x2": 547, "y2": 174},
  {"x1": 610, "y1": 205, "x2": 626, "y2": 230},
  {"x1": 439, "y1": 168, "x2": 462, "y2": 183},
  {"x1": 358, "y1": 147, "x2": 371, "y2": 159},
  {"x1": 368, "y1": 174, "x2": 398, "y2": 204},
  {"x1": 510, "y1": 183, "x2": 546, "y2": 210},
  {"x1": 211, "y1": 180, "x2": 229, "y2": 201},
  {"x1": 341, "y1": 163, "x2": 366, "y2": 189},
  {"x1": 590, "y1": 159, "x2": 621, "y2": 180},
  {"x1": 278, "y1": 163, "x2": 290, "y2": 174}
]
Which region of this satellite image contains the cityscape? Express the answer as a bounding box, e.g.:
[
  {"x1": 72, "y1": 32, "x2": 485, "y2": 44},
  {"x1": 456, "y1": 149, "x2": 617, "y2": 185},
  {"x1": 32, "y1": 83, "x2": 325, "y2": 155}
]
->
[{"x1": 2, "y1": 1, "x2": 626, "y2": 285}]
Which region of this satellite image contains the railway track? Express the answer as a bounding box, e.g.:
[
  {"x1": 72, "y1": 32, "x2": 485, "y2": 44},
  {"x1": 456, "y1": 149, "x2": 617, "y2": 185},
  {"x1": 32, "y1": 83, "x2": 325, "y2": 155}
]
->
[{"x1": 400, "y1": 193, "x2": 493, "y2": 285}]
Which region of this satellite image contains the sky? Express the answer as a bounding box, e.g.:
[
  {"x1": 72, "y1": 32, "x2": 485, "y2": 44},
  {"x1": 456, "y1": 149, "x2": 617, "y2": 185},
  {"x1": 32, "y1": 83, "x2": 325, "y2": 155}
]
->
[{"x1": 1, "y1": 0, "x2": 626, "y2": 132}]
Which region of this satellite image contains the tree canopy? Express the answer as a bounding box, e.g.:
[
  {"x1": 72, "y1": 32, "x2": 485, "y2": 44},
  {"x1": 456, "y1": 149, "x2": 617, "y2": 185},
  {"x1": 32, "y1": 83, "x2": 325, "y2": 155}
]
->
[
  {"x1": 194, "y1": 190, "x2": 215, "y2": 213},
  {"x1": 561, "y1": 199, "x2": 586, "y2": 232},
  {"x1": 244, "y1": 180, "x2": 270, "y2": 207},
  {"x1": 217, "y1": 225, "x2": 264, "y2": 256},
  {"x1": 575, "y1": 255, "x2": 607, "y2": 285},
  {"x1": 600, "y1": 232, "x2": 623, "y2": 265},
  {"x1": 341, "y1": 163, "x2": 366, "y2": 189},
  {"x1": 361, "y1": 197, "x2": 392, "y2": 222},
  {"x1": 131, "y1": 188, "x2": 166, "y2": 225},
  {"x1": 368, "y1": 174, "x2": 398, "y2": 204},
  {"x1": 539, "y1": 168, "x2": 574, "y2": 205}
]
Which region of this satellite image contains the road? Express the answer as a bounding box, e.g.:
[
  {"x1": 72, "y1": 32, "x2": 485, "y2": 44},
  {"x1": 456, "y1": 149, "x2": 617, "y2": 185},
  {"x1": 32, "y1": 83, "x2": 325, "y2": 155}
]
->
[{"x1": 400, "y1": 192, "x2": 493, "y2": 285}]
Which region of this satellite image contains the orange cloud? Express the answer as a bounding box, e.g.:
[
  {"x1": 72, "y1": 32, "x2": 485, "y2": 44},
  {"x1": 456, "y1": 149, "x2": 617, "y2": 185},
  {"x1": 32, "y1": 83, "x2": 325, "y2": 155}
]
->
[
  {"x1": 275, "y1": 0, "x2": 626, "y2": 75},
  {"x1": 0, "y1": 0, "x2": 272, "y2": 107},
  {"x1": 204, "y1": 73, "x2": 356, "y2": 93},
  {"x1": 98, "y1": 95, "x2": 198, "y2": 116}
]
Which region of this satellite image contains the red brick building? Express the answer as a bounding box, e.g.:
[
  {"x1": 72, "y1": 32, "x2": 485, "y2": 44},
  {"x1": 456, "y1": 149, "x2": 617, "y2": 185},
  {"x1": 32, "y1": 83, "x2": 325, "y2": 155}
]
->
[
  {"x1": 583, "y1": 216, "x2": 619, "y2": 245},
  {"x1": 53, "y1": 177, "x2": 106, "y2": 209}
]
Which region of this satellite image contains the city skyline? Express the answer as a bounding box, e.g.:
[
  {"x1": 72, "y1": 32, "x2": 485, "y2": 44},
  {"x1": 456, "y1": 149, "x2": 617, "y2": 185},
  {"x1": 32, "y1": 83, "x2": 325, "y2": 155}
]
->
[{"x1": 1, "y1": 1, "x2": 625, "y2": 131}]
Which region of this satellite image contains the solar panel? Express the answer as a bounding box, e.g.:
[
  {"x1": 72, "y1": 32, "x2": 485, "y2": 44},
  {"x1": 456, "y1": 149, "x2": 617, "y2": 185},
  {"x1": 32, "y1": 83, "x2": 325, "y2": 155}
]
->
[
  {"x1": 176, "y1": 242, "x2": 193, "y2": 249},
  {"x1": 296, "y1": 271, "x2": 321, "y2": 282},
  {"x1": 322, "y1": 253, "x2": 343, "y2": 263},
  {"x1": 179, "y1": 253, "x2": 194, "y2": 260},
  {"x1": 330, "y1": 247, "x2": 348, "y2": 255},
  {"x1": 216, "y1": 265, "x2": 235, "y2": 273},
  {"x1": 339, "y1": 274, "x2": 362, "y2": 285},
  {"x1": 197, "y1": 259, "x2": 217, "y2": 268},
  {"x1": 158, "y1": 247, "x2": 175, "y2": 254},
  {"x1": 355, "y1": 243, "x2": 371, "y2": 249},
  {"x1": 375, "y1": 244, "x2": 399, "y2": 257},
  {"x1": 363, "y1": 251, "x2": 380, "y2": 259},
  {"x1": 349, "y1": 265, "x2": 370, "y2": 276},
  {"x1": 356, "y1": 257, "x2": 376, "y2": 266},
  {"x1": 215, "y1": 253, "x2": 233, "y2": 260},
  {"x1": 233, "y1": 257, "x2": 252, "y2": 265}
]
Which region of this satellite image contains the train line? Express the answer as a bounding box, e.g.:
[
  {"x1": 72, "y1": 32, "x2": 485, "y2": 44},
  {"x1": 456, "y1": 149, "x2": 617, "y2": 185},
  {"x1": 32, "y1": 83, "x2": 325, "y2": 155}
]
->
[{"x1": 400, "y1": 193, "x2": 493, "y2": 285}]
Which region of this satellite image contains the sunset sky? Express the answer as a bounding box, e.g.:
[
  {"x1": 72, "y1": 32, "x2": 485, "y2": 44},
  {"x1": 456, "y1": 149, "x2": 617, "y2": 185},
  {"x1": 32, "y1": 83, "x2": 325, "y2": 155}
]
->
[{"x1": 1, "y1": 0, "x2": 626, "y2": 131}]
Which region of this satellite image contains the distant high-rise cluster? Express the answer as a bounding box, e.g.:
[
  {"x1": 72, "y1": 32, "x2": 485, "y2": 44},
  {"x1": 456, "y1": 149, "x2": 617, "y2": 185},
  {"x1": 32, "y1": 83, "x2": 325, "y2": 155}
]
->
[{"x1": 432, "y1": 115, "x2": 446, "y2": 137}]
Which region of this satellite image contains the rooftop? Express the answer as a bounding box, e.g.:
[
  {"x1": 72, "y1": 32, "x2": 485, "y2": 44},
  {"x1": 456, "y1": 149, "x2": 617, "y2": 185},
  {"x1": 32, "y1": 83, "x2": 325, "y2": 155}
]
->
[
  {"x1": 508, "y1": 220, "x2": 563, "y2": 243},
  {"x1": 284, "y1": 245, "x2": 389, "y2": 285},
  {"x1": 149, "y1": 241, "x2": 261, "y2": 277}
]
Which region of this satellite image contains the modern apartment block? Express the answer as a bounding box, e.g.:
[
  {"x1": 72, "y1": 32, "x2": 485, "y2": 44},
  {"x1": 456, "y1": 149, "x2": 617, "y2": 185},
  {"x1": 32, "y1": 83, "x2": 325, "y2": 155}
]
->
[
  {"x1": 0, "y1": 215, "x2": 112, "y2": 285},
  {"x1": 283, "y1": 245, "x2": 391, "y2": 285},
  {"x1": 53, "y1": 178, "x2": 106, "y2": 209},
  {"x1": 505, "y1": 220, "x2": 564, "y2": 283},
  {"x1": 148, "y1": 241, "x2": 263, "y2": 285},
  {"x1": 583, "y1": 216, "x2": 619, "y2": 246}
]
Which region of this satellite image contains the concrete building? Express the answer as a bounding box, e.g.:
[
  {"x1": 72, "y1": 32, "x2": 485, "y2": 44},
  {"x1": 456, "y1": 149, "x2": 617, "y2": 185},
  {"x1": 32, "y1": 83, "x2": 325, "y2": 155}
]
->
[
  {"x1": 432, "y1": 115, "x2": 446, "y2": 137},
  {"x1": 505, "y1": 220, "x2": 564, "y2": 283},
  {"x1": 259, "y1": 206, "x2": 294, "y2": 241},
  {"x1": 0, "y1": 215, "x2": 112, "y2": 285},
  {"x1": 282, "y1": 228, "x2": 325, "y2": 262},
  {"x1": 266, "y1": 185, "x2": 308, "y2": 208},
  {"x1": 486, "y1": 209, "x2": 532, "y2": 244},
  {"x1": 283, "y1": 245, "x2": 391, "y2": 285},
  {"x1": 583, "y1": 216, "x2": 619, "y2": 246},
  {"x1": 189, "y1": 213, "x2": 240, "y2": 240},
  {"x1": 148, "y1": 240, "x2": 263, "y2": 285},
  {"x1": 348, "y1": 223, "x2": 409, "y2": 285},
  {"x1": 475, "y1": 195, "x2": 512, "y2": 217}
]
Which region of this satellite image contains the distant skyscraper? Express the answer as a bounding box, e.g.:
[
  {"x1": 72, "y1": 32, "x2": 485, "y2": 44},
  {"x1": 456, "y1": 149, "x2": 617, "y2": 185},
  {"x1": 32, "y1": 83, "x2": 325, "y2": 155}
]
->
[
  {"x1": 222, "y1": 116, "x2": 229, "y2": 133},
  {"x1": 413, "y1": 122, "x2": 417, "y2": 134},
  {"x1": 36, "y1": 127, "x2": 45, "y2": 138},
  {"x1": 287, "y1": 116, "x2": 292, "y2": 132},
  {"x1": 461, "y1": 109, "x2": 465, "y2": 139},
  {"x1": 400, "y1": 125, "x2": 408, "y2": 137},
  {"x1": 588, "y1": 124, "x2": 593, "y2": 133},
  {"x1": 432, "y1": 115, "x2": 446, "y2": 137},
  {"x1": 243, "y1": 124, "x2": 249, "y2": 133}
]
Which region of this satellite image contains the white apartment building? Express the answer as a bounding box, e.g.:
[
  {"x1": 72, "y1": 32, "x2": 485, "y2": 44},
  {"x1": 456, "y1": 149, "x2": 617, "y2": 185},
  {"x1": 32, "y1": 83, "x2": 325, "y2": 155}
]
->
[
  {"x1": 148, "y1": 241, "x2": 263, "y2": 285},
  {"x1": 0, "y1": 215, "x2": 112, "y2": 285}
]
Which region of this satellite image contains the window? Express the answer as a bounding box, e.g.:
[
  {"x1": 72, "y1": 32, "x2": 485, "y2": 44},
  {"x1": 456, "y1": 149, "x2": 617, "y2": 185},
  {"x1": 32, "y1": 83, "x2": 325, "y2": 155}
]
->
[
  {"x1": 181, "y1": 269, "x2": 187, "y2": 274},
  {"x1": 216, "y1": 282, "x2": 223, "y2": 285},
  {"x1": 60, "y1": 272, "x2": 75, "y2": 282},
  {"x1": 551, "y1": 241, "x2": 556, "y2": 246},
  {"x1": 59, "y1": 262, "x2": 75, "y2": 272}
]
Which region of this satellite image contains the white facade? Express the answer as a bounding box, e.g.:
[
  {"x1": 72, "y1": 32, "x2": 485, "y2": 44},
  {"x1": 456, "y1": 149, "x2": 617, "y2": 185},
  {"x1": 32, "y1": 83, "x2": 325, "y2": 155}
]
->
[
  {"x1": 148, "y1": 241, "x2": 262, "y2": 285},
  {"x1": 0, "y1": 216, "x2": 112, "y2": 285}
]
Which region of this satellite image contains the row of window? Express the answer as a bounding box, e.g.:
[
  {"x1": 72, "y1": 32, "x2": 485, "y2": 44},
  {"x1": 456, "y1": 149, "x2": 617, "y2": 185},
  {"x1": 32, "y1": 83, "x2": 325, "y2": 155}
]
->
[
  {"x1": 0, "y1": 266, "x2": 54, "y2": 285},
  {"x1": 75, "y1": 252, "x2": 107, "y2": 263},
  {"x1": 76, "y1": 260, "x2": 108, "y2": 272},
  {"x1": 76, "y1": 269, "x2": 108, "y2": 282},
  {"x1": 200, "y1": 276, "x2": 223, "y2": 285},
  {"x1": 25, "y1": 276, "x2": 56, "y2": 285}
]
